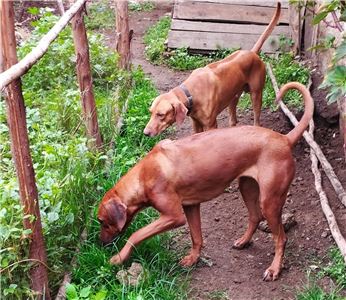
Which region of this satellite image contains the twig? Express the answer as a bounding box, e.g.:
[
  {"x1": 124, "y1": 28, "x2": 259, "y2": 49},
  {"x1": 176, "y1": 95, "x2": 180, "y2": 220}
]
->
[
  {"x1": 309, "y1": 121, "x2": 346, "y2": 264},
  {"x1": 266, "y1": 63, "x2": 346, "y2": 208},
  {"x1": 0, "y1": 258, "x2": 57, "y2": 274}
]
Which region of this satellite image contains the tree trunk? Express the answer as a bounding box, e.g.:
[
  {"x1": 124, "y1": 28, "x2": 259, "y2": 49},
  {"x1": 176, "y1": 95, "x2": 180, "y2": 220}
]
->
[
  {"x1": 0, "y1": 1, "x2": 50, "y2": 298},
  {"x1": 115, "y1": 0, "x2": 131, "y2": 70},
  {"x1": 71, "y1": 4, "x2": 103, "y2": 149}
]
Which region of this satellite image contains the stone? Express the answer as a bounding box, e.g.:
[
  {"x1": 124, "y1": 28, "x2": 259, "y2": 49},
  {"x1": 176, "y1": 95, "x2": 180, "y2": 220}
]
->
[
  {"x1": 258, "y1": 212, "x2": 297, "y2": 233},
  {"x1": 116, "y1": 262, "x2": 144, "y2": 286}
]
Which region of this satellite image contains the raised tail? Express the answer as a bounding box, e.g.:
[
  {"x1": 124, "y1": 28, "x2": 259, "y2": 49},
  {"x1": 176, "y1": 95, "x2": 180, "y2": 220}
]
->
[
  {"x1": 277, "y1": 82, "x2": 314, "y2": 146},
  {"x1": 251, "y1": 2, "x2": 281, "y2": 53}
]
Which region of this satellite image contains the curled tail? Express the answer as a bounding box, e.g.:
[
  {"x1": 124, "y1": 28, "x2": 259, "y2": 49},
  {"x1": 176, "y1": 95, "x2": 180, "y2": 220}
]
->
[
  {"x1": 277, "y1": 82, "x2": 314, "y2": 146},
  {"x1": 251, "y1": 2, "x2": 281, "y2": 53}
]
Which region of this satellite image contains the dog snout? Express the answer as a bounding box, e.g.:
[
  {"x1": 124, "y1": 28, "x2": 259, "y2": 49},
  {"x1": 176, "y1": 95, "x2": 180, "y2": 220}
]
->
[{"x1": 143, "y1": 128, "x2": 151, "y2": 136}]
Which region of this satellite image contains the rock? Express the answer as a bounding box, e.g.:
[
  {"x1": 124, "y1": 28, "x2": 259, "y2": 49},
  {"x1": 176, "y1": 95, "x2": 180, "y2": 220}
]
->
[
  {"x1": 258, "y1": 213, "x2": 297, "y2": 233},
  {"x1": 321, "y1": 231, "x2": 329, "y2": 238},
  {"x1": 116, "y1": 262, "x2": 144, "y2": 286}
]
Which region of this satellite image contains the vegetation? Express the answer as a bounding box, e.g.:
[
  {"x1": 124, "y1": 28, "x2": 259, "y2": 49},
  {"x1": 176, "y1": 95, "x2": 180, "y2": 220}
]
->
[
  {"x1": 296, "y1": 248, "x2": 346, "y2": 300},
  {"x1": 0, "y1": 9, "x2": 188, "y2": 299},
  {"x1": 144, "y1": 16, "x2": 310, "y2": 109}
]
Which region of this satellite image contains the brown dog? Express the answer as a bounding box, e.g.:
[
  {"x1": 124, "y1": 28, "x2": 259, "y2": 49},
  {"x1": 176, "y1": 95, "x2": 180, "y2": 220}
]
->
[
  {"x1": 98, "y1": 82, "x2": 313, "y2": 281},
  {"x1": 143, "y1": 3, "x2": 281, "y2": 137}
]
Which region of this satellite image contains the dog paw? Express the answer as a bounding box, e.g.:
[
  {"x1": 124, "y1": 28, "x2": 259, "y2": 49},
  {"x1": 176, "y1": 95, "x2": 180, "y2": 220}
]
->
[
  {"x1": 232, "y1": 239, "x2": 252, "y2": 250},
  {"x1": 262, "y1": 268, "x2": 279, "y2": 281},
  {"x1": 110, "y1": 254, "x2": 124, "y2": 265},
  {"x1": 179, "y1": 254, "x2": 199, "y2": 267}
]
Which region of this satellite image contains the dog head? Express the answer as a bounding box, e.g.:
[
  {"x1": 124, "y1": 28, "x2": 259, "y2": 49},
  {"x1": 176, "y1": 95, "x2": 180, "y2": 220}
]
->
[
  {"x1": 97, "y1": 195, "x2": 127, "y2": 245},
  {"x1": 143, "y1": 93, "x2": 188, "y2": 137}
]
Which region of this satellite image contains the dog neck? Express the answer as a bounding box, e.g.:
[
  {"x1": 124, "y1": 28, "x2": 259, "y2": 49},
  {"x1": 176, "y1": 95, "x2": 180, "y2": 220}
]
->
[{"x1": 172, "y1": 85, "x2": 193, "y2": 115}]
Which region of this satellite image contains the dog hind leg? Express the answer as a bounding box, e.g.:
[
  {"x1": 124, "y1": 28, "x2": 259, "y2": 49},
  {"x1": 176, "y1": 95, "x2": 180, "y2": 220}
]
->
[
  {"x1": 261, "y1": 193, "x2": 287, "y2": 281},
  {"x1": 233, "y1": 177, "x2": 262, "y2": 249}
]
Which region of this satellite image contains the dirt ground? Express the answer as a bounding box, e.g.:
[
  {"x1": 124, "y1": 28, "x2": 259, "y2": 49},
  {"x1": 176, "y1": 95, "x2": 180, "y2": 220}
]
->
[{"x1": 121, "y1": 3, "x2": 346, "y2": 300}]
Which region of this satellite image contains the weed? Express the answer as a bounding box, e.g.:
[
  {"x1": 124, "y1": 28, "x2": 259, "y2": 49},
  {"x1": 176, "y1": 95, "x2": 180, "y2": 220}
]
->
[{"x1": 207, "y1": 290, "x2": 229, "y2": 300}]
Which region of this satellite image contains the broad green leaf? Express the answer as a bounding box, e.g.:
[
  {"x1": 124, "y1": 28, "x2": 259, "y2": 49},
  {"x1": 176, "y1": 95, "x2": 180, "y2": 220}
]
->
[
  {"x1": 66, "y1": 284, "x2": 78, "y2": 300},
  {"x1": 79, "y1": 286, "x2": 91, "y2": 298},
  {"x1": 92, "y1": 289, "x2": 108, "y2": 300}
]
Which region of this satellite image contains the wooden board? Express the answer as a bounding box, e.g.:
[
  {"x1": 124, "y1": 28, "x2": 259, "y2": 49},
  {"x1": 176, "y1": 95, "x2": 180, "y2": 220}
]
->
[
  {"x1": 171, "y1": 19, "x2": 290, "y2": 35},
  {"x1": 173, "y1": 1, "x2": 289, "y2": 24},
  {"x1": 167, "y1": 30, "x2": 285, "y2": 52},
  {"x1": 175, "y1": 0, "x2": 289, "y2": 9}
]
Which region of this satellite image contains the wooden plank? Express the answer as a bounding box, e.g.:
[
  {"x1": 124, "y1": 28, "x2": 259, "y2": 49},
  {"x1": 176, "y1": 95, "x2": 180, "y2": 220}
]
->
[
  {"x1": 175, "y1": 0, "x2": 289, "y2": 9},
  {"x1": 171, "y1": 19, "x2": 290, "y2": 35},
  {"x1": 167, "y1": 30, "x2": 287, "y2": 52},
  {"x1": 173, "y1": 1, "x2": 289, "y2": 24}
]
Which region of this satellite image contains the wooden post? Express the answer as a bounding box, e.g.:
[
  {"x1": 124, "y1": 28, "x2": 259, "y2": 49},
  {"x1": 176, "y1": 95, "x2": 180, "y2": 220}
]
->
[
  {"x1": 115, "y1": 0, "x2": 131, "y2": 69},
  {"x1": 56, "y1": 0, "x2": 65, "y2": 16},
  {"x1": 0, "y1": 1, "x2": 50, "y2": 298},
  {"x1": 71, "y1": 3, "x2": 103, "y2": 149}
]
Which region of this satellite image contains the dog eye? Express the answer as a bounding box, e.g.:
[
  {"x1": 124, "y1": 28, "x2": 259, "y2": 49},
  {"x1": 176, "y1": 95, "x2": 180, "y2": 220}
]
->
[{"x1": 156, "y1": 113, "x2": 165, "y2": 118}]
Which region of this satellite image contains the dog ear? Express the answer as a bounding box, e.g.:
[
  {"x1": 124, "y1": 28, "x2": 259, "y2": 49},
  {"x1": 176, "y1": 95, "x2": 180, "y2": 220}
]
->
[
  {"x1": 105, "y1": 200, "x2": 127, "y2": 232},
  {"x1": 172, "y1": 101, "x2": 188, "y2": 125}
]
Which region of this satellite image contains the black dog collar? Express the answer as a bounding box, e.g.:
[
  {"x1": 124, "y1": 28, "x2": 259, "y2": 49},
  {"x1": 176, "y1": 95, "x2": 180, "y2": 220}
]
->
[{"x1": 179, "y1": 83, "x2": 193, "y2": 115}]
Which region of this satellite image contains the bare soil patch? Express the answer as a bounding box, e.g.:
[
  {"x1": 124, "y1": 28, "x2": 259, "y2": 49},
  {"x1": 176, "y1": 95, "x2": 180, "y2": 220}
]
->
[{"x1": 114, "y1": 3, "x2": 346, "y2": 300}]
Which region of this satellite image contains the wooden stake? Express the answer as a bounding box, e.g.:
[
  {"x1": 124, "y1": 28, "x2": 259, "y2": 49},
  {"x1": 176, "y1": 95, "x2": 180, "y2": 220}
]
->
[
  {"x1": 0, "y1": 1, "x2": 50, "y2": 298},
  {"x1": 266, "y1": 63, "x2": 346, "y2": 208},
  {"x1": 115, "y1": 0, "x2": 131, "y2": 70},
  {"x1": 71, "y1": 4, "x2": 103, "y2": 149}
]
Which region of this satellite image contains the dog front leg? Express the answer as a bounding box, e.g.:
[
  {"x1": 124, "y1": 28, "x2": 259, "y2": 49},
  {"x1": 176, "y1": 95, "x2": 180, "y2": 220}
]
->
[
  {"x1": 110, "y1": 214, "x2": 186, "y2": 265},
  {"x1": 180, "y1": 204, "x2": 203, "y2": 266}
]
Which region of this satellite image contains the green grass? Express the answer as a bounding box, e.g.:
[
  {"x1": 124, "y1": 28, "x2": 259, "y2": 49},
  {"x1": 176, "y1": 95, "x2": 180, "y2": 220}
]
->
[
  {"x1": 295, "y1": 248, "x2": 346, "y2": 300},
  {"x1": 129, "y1": 1, "x2": 155, "y2": 12},
  {"x1": 144, "y1": 16, "x2": 310, "y2": 109},
  {"x1": 0, "y1": 9, "x2": 189, "y2": 299}
]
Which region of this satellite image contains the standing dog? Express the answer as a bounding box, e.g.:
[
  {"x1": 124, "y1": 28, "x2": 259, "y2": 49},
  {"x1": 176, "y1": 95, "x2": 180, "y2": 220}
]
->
[
  {"x1": 143, "y1": 3, "x2": 281, "y2": 137},
  {"x1": 98, "y1": 82, "x2": 313, "y2": 281}
]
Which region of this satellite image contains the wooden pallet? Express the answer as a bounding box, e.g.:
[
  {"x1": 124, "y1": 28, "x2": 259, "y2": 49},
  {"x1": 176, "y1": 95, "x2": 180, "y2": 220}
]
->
[{"x1": 167, "y1": 0, "x2": 293, "y2": 53}]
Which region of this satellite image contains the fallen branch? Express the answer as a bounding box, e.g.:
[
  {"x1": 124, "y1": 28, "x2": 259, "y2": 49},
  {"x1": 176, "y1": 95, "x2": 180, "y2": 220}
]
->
[
  {"x1": 0, "y1": 0, "x2": 87, "y2": 91},
  {"x1": 266, "y1": 63, "x2": 346, "y2": 208},
  {"x1": 55, "y1": 228, "x2": 87, "y2": 300},
  {"x1": 309, "y1": 120, "x2": 346, "y2": 264}
]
